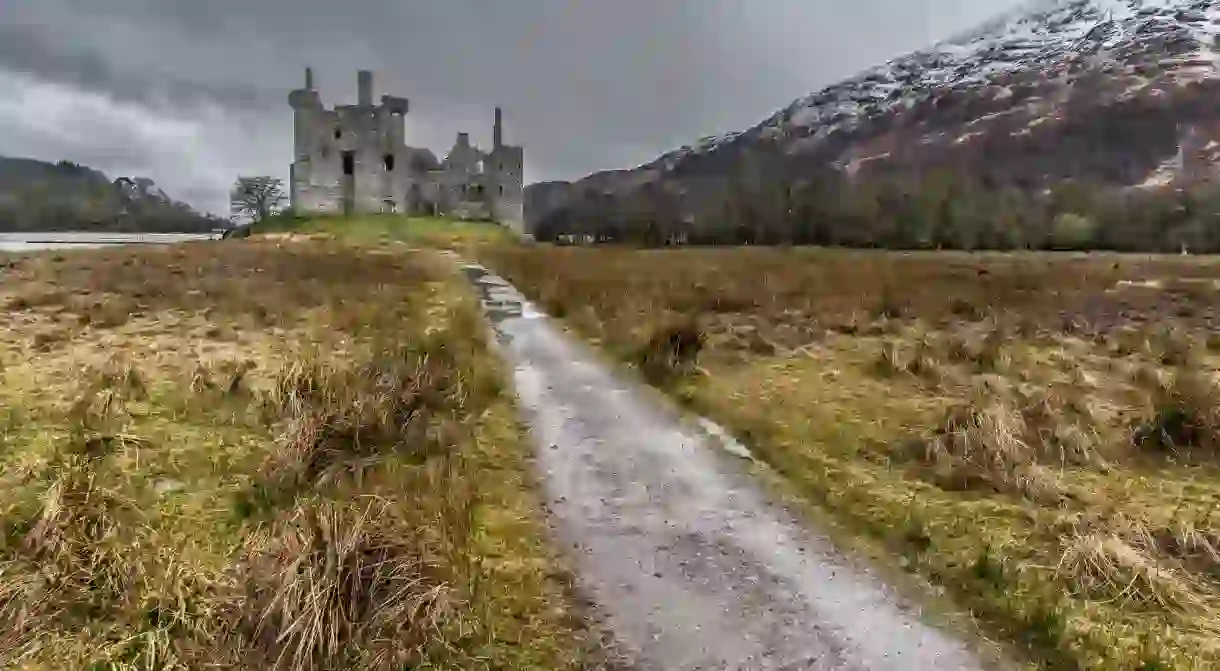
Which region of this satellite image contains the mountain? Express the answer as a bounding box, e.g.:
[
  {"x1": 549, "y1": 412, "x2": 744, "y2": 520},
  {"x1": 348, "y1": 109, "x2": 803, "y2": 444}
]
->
[
  {"x1": 0, "y1": 156, "x2": 225, "y2": 232},
  {"x1": 530, "y1": 0, "x2": 1220, "y2": 242}
]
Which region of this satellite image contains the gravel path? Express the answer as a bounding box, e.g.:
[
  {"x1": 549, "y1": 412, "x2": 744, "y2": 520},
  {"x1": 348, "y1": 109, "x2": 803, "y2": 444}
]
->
[{"x1": 460, "y1": 260, "x2": 996, "y2": 671}]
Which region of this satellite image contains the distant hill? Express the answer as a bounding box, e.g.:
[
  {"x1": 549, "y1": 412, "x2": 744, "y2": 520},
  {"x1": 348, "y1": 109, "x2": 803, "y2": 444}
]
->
[
  {"x1": 0, "y1": 156, "x2": 226, "y2": 232},
  {"x1": 530, "y1": 0, "x2": 1220, "y2": 252}
]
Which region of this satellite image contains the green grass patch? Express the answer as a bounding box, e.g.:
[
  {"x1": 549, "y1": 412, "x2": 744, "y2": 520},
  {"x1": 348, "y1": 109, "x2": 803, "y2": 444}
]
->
[{"x1": 254, "y1": 214, "x2": 520, "y2": 253}]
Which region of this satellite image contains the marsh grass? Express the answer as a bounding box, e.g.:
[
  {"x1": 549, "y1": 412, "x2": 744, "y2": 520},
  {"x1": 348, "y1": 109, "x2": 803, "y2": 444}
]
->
[
  {"x1": 0, "y1": 237, "x2": 592, "y2": 669},
  {"x1": 481, "y1": 244, "x2": 1220, "y2": 670}
]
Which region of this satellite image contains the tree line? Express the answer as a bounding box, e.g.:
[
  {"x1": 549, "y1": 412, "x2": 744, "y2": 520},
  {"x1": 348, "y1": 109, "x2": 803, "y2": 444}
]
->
[
  {"x1": 0, "y1": 161, "x2": 226, "y2": 232},
  {"x1": 534, "y1": 166, "x2": 1220, "y2": 253}
]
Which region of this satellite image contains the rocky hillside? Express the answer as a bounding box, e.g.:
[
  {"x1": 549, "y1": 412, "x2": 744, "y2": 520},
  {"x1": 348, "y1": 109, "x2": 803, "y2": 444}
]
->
[
  {"x1": 0, "y1": 156, "x2": 224, "y2": 232},
  {"x1": 530, "y1": 0, "x2": 1220, "y2": 231}
]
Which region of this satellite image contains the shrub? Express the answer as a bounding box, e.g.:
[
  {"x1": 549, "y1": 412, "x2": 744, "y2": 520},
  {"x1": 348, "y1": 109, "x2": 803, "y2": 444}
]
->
[
  {"x1": 634, "y1": 319, "x2": 705, "y2": 385},
  {"x1": 1048, "y1": 213, "x2": 1097, "y2": 250}
]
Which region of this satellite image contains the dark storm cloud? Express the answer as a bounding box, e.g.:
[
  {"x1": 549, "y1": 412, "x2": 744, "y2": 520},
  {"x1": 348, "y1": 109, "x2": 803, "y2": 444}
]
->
[
  {"x1": 0, "y1": 23, "x2": 282, "y2": 111},
  {"x1": 0, "y1": 0, "x2": 1025, "y2": 213}
]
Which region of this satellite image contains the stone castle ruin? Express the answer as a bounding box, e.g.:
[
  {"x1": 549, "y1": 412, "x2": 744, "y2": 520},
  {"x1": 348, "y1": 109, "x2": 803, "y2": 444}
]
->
[{"x1": 288, "y1": 68, "x2": 524, "y2": 230}]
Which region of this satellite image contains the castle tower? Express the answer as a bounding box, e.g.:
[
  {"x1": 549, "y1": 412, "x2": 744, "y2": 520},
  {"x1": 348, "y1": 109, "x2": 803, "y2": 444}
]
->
[
  {"x1": 486, "y1": 105, "x2": 525, "y2": 232},
  {"x1": 288, "y1": 67, "x2": 323, "y2": 211},
  {"x1": 494, "y1": 106, "x2": 503, "y2": 148},
  {"x1": 358, "y1": 70, "x2": 374, "y2": 107}
]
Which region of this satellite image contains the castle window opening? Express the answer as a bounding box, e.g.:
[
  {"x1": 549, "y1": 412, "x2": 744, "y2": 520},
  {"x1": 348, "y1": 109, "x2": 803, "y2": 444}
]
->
[
  {"x1": 499, "y1": 185, "x2": 504, "y2": 195},
  {"x1": 334, "y1": 128, "x2": 342, "y2": 140},
  {"x1": 383, "y1": 153, "x2": 395, "y2": 172},
  {"x1": 342, "y1": 151, "x2": 355, "y2": 176}
]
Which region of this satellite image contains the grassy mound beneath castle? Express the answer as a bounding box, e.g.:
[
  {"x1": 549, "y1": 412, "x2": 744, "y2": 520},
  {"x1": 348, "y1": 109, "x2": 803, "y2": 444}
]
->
[
  {"x1": 480, "y1": 245, "x2": 1220, "y2": 671},
  {"x1": 252, "y1": 214, "x2": 520, "y2": 253},
  {"x1": 0, "y1": 239, "x2": 597, "y2": 670}
]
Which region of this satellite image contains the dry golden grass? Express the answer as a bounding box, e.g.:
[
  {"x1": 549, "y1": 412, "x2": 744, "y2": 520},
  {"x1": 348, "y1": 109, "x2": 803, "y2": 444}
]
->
[
  {"x1": 480, "y1": 244, "x2": 1220, "y2": 670},
  {"x1": 0, "y1": 237, "x2": 596, "y2": 670}
]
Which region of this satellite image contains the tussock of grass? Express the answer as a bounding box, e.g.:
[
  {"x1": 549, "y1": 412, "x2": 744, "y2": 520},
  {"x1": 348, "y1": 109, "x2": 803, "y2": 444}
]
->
[
  {"x1": 924, "y1": 399, "x2": 1066, "y2": 504},
  {"x1": 482, "y1": 244, "x2": 1220, "y2": 669},
  {"x1": 238, "y1": 501, "x2": 457, "y2": 671},
  {"x1": 633, "y1": 319, "x2": 705, "y2": 385},
  {"x1": 874, "y1": 337, "x2": 946, "y2": 382},
  {"x1": 1150, "y1": 327, "x2": 1203, "y2": 367},
  {"x1": 1056, "y1": 532, "x2": 1208, "y2": 612},
  {"x1": 1016, "y1": 388, "x2": 1108, "y2": 469},
  {"x1": 1136, "y1": 372, "x2": 1220, "y2": 454},
  {"x1": 1149, "y1": 518, "x2": 1220, "y2": 576},
  {"x1": 261, "y1": 344, "x2": 466, "y2": 492},
  {"x1": 873, "y1": 339, "x2": 907, "y2": 377},
  {"x1": 0, "y1": 432, "x2": 166, "y2": 666}
]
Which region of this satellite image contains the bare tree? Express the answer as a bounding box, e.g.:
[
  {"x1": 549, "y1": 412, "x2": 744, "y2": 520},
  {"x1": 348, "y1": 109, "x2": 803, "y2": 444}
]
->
[{"x1": 230, "y1": 176, "x2": 286, "y2": 223}]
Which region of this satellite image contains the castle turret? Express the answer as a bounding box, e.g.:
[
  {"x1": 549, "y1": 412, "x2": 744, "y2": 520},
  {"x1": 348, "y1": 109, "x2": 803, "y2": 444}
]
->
[
  {"x1": 494, "y1": 106, "x2": 503, "y2": 148},
  {"x1": 358, "y1": 70, "x2": 374, "y2": 107},
  {"x1": 288, "y1": 67, "x2": 324, "y2": 210},
  {"x1": 289, "y1": 66, "x2": 321, "y2": 111},
  {"x1": 485, "y1": 106, "x2": 524, "y2": 232}
]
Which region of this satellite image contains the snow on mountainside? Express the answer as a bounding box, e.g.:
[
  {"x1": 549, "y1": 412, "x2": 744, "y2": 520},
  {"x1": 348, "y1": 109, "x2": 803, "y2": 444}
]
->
[
  {"x1": 764, "y1": 0, "x2": 1218, "y2": 143},
  {"x1": 692, "y1": 0, "x2": 1220, "y2": 162},
  {"x1": 528, "y1": 0, "x2": 1220, "y2": 226}
]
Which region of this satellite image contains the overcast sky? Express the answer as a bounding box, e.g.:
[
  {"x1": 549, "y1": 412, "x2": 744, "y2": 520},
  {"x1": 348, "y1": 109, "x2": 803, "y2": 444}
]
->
[{"x1": 0, "y1": 0, "x2": 1024, "y2": 214}]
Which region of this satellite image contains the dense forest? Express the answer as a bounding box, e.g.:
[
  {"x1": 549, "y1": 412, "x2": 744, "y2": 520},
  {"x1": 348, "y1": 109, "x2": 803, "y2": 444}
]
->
[
  {"x1": 0, "y1": 157, "x2": 227, "y2": 232},
  {"x1": 534, "y1": 166, "x2": 1220, "y2": 253}
]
